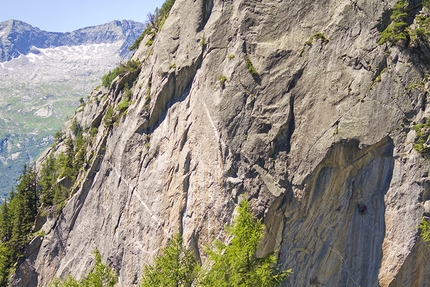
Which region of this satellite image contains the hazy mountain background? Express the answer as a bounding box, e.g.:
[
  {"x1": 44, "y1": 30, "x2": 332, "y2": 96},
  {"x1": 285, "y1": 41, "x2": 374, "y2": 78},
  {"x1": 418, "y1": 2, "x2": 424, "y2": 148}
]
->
[{"x1": 0, "y1": 19, "x2": 144, "y2": 198}]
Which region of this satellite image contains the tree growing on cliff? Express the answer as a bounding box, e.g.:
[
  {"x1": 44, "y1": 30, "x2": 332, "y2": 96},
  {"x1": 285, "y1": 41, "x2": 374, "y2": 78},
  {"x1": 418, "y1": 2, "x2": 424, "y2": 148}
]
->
[
  {"x1": 138, "y1": 199, "x2": 291, "y2": 287},
  {"x1": 0, "y1": 165, "x2": 38, "y2": 286},
  {"x1": 129, "y1": 0, "x2": 176, "y2": 50},
  {"x1": 139, "y1": 233, "x2": 199, "y2": 287},
  {"x1": 198, "y1": 199, "x2": 292, "y2": 287},
  {"x1": 10, "y1": 165, "x2": 38, "y2": 253},
  {"x1": 378, "y1": 0, "x2": 409, "y2": 45}
]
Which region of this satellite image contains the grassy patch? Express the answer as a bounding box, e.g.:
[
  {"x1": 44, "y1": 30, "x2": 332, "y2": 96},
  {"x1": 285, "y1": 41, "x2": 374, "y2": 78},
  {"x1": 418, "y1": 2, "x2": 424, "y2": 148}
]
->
[
  {"x1": 101, "y1": 60, "x2": 140, "y2": 88},
  {"x1": 299, "y1": 32, "x2": 329, "y2": 56},
  {"x1": 245, "y1": 56, "x2": 258, "y2": 76},
  {"x1": 413, "y1": 118, "x2": 430, "y2": 154},
  {"x1": 304, "y1": 32, "x2": 329, "y2": 46},
  {"x1": 218, "y1": 75, "x2": 228, "y2": 86}
]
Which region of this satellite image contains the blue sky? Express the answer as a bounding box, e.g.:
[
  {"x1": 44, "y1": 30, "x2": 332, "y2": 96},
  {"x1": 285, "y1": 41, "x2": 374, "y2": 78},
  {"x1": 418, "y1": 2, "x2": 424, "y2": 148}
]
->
[{"x1": 0, "y1": 0, "x2": 165, "y2": 32}]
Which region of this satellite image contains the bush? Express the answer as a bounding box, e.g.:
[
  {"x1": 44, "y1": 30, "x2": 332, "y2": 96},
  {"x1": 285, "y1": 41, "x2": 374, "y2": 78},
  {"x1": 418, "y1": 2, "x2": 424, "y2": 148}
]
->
[
  {"x1": 218, "y1": 75, "x2": 227, "y2": 86},
  {"x1": 378, "y1": 0, "x2": 409, "y2": 45},
  {"x1": 420, "y1": 218, "x2": 430, "y2": 243},
  {"x1": 129, "y1": 0, "x2": 176, "y2": 51},
  {"x1": 89, "y1": 127, "x2": 98, "y2": 138},
  {"x1": 117, "y1": 98, "x2": 131, "y2": 116},
  {"x1": 245, "y1": 56, "x2": 258, "y2": 76},
  {"x1": 101, "y1": 60, "x2": 140, "y2": 88},
  {"x1": 304, "y1": 32, "x2": 329, "y2": 46},
  {"x1": 103, "y1": 106, "x2": 116, "y2": 128},
  {"x1": 413, "y1": 118, "x2": 430, "y2": 154}
]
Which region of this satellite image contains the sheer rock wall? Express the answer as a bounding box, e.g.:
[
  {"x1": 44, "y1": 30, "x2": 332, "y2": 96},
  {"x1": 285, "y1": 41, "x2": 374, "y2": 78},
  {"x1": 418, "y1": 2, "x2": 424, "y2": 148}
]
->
[{"x1": 12, "y1": 0, "x2": 430, "y2": 286}]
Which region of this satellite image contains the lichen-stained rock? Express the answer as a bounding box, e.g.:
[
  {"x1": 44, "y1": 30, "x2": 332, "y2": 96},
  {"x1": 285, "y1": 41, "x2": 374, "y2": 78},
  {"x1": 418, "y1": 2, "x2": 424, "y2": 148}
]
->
[{"x1": 12, "y1": 0, "x2": 430, "y2": 286}]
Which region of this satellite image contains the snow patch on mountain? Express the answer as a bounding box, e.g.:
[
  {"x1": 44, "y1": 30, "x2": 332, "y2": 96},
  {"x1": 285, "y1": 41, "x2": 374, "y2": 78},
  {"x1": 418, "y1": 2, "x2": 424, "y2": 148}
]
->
[{"x1": 0, "y1": 20, "x2": 144, "y2": 196}]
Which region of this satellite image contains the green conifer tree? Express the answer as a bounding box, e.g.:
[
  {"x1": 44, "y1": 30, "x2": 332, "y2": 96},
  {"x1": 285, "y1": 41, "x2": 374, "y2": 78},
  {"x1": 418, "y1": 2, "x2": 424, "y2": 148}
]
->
[
  {"x1": 198, "y1": 199, "x2": 292, "y2": 287},
  {"x1": 0, "y1": 242, "x2": 14, "y2": 286},
  {"x1": 39, "y1": 154, "x2": 56, "y2": 206},
  {"x1": 140, "y1": 233, "x2": 199, "y2": 287},
  {"x1": 10, "y1": 164, "x2": 38, "y2": 253},
  {"x1": 378, "y1": 0, "x2": 409, "y2": 45},
  {"x1": 0, "y1": 201, "x2": 12, "y2": 242},
  {"x1": 0, "y1": 190, "x2": 17, "y2": 286}
]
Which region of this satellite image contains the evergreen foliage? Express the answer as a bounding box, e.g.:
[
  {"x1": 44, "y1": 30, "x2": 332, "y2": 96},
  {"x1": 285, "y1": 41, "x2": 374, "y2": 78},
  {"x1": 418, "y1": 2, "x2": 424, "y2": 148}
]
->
[
  {"x1": 378, "y1": 0, "x2": 409, "y2": 45},
  {"x1": 304, "y1": 32, "x2": 329, "y2": 46},
  {"x1": 48, "y1": 250, "x2": 118, "y2": 287},
  {"x1": 138, "y1": 199, "x2": 290, "y2": 287},
  {"x1": 412, "y1": 118, "x2": 430, "y2": 154},
  {"x1": 40, "y1": 122, "x2": 89, "y2": 206},
  {"x1": 409, "y1": 11, "x2": 430, "y2": 45},
  {"x1": 378, "y1": 0, "x2": 430, "y2": 46},
  {"x1": 0, "y1": 242, "x2": 14, "y2": 285},
  {"x1": 101, "y1": 60, "x2": 140, "y2": 87},
  {"x1": 39, "y1": 155, "x2": 56, "y2": 206},
  {"x1": 245, "y1": 56, "x2": 259, "y2": 77},
  {"x1": 0, "y1": 165, "x2": 38, "y2": 286},
  {"x1": 10, "y1": 165, "x2": 38, "y2": 252},
  {"x1": 198, "y1": 199, "x2": 292, "y2": 287},
  {"x1": 140, "y1": 233, "x2": 199, "y2": 287},
  {"x1": 419, "y1": 217, "x2": 430, "y2": 243},
  {"x1": 129, "y1": 0, "x2": 176, "y2": 51},
  {"x1": 103, "y1": 106, "x2": 117, "y2": 128},
  {"x1": 0, "y1": 116, "x2": 93, "y2": 285}
]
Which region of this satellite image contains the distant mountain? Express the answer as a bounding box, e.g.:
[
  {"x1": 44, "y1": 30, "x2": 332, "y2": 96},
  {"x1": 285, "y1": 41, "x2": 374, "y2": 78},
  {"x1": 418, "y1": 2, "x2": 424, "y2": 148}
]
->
[
  {"x1": 0, "y1": 20, "x2": 145, "y2": 197},
  {"x1": 0, "y1": 20, "x2": 145, "y2": 62}
]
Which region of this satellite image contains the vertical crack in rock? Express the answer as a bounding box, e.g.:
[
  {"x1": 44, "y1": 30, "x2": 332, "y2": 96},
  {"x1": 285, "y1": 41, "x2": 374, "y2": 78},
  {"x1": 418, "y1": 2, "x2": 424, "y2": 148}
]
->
[
  {"x1": 284, "y1": 94, "x2": 295, "y2": 154},
  {"x1": 273, "y1": 66, "x2": 304, "y2": 156}
]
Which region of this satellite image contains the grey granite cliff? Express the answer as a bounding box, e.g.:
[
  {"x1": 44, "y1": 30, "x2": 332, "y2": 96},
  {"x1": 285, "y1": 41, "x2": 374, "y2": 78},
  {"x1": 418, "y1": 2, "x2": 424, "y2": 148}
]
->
[{"x1": 11, "y1": 0, "x2": 430, "y2": 286}]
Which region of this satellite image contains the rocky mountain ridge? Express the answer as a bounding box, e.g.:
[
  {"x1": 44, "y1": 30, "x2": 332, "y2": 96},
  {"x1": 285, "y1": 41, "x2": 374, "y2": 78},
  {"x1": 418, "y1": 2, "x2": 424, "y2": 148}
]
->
[
  {"x1": 0, "y1": 20, "x2": 144, "y2": 61},
  {"x1": 10, "y1": 0, "x2": 430, "y2": 286}
]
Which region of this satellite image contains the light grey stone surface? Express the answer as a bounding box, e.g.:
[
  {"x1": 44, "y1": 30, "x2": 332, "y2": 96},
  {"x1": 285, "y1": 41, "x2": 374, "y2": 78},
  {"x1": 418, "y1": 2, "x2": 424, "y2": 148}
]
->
[{"x1": 12, "y1": 0, "x2": 430, "y2": 286}]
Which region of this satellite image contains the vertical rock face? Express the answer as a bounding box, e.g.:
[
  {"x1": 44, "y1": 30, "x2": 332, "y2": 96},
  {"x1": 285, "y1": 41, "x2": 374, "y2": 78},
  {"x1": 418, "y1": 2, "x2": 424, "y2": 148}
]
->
[{"x1": 12, "y1": 0, "x2": 430, "y2": 286}]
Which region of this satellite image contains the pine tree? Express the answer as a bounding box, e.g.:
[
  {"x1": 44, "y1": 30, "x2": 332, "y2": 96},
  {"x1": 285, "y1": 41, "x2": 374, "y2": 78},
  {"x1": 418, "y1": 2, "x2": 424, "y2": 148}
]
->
[
  {"x1": 378, "y1": 0, "x2": 409, "y2": 45},
  {"x1": 0, "y1": 242, "x2": 14, "y2": 286},
  {"x1": 39, "y1": 154, "x2": 56, "y2": 206},
  {"x1": 0, "y1": 166, "x2": 38, "y2": 286},
  {"x1": 0, "y1": 201, "x2": 12, "y2": 242},
  {"x1": 140, "y1": 233, "x2": 199, "y2": 287},
  {"x1": 10, "y1": 164, "x2": 38, "y2": 253},
  {"x1": 198, "y1": 199, "x2": 292, "y2": 287},
  {"x1": 0, "y1": 190, "x2": 18, "y2": 286}
]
